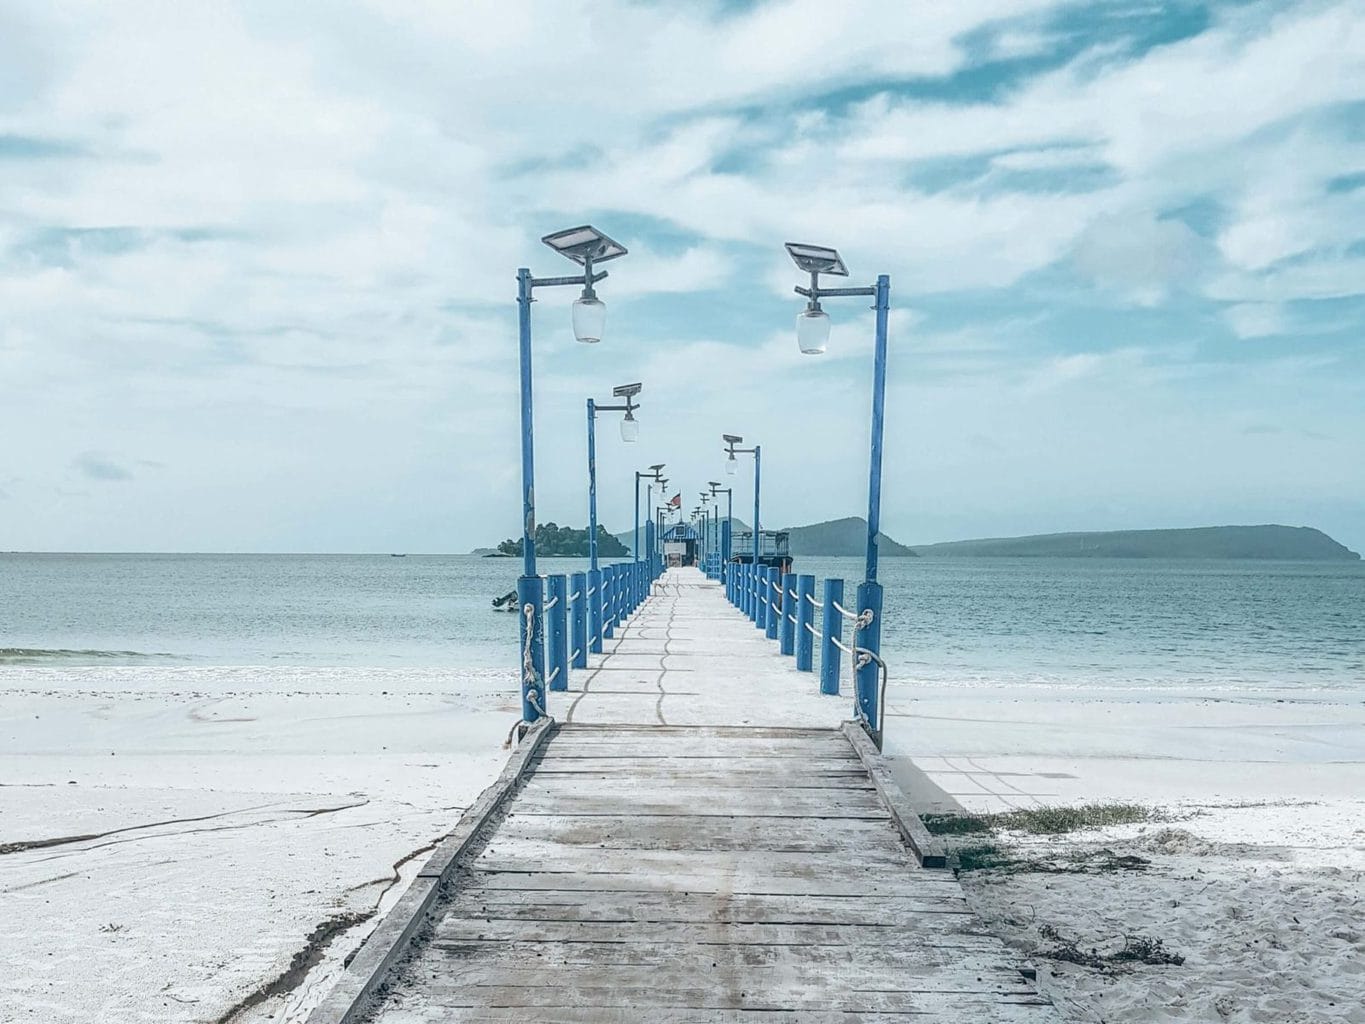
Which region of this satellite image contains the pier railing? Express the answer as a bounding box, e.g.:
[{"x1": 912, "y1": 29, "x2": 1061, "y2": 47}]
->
[
  {"x1": 524, "y1": 554, "x2": 665, "y2": 705},
  {"x1": 719, "y1": 561, "x2": 889, "y2": 748}
]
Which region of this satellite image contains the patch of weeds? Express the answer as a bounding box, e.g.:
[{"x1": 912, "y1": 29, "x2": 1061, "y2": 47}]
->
[
  {"x1": 923, "y1": 802, "x2": 1154, "y2": 838},
  {"x1": 954, "y1": 843, "x2": 1016, "y2": 872},
  {"x1": 996, "y1": 803, "x2": 1153, "y2": 834},
  {"x1": 921, "y1": 813, "x2": 993, "y2": 836},
  {"x1": 1037, "y1": 925, "x2": 1185, "y2": 971}
]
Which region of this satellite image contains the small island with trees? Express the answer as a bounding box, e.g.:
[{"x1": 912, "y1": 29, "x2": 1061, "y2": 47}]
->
[{"x1": 489, "y1": 523, "x2": 628, "y2": 558}]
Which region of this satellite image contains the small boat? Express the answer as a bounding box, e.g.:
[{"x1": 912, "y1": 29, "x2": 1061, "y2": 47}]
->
[
  {"x1": 491, "y1": 590, "x2": 519, "y2": 612},
  {"x1": 390, "y1": 553, "x2": 407, "y2": 557}
]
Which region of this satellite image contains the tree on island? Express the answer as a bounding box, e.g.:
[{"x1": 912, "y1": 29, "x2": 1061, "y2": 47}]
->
[{"x1": 497, "y1": 523, "x2": 628, "y2": 558}]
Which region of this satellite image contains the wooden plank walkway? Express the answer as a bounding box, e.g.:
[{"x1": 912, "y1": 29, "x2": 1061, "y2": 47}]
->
[{"x1": 314, "y1": 570, "x2": 1056, "y2": 1022}]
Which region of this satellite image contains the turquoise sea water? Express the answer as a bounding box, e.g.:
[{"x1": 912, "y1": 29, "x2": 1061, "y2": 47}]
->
[{"x1": 1, "y1": 553, "x2": 1361, "y2": 689}]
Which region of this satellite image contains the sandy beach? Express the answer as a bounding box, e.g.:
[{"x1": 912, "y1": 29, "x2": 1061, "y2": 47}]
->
[
  {"x1": 3, "y1": 644, "x2": 1363, "y2": 1021},
  {"x1": 888, "y1": 683, "x2": 1365, "y2": 1022}
]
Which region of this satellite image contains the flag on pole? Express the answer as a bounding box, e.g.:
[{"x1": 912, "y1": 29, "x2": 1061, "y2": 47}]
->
[{"x1": 669, "y1": 492, "x2": 681, "y2": 508}]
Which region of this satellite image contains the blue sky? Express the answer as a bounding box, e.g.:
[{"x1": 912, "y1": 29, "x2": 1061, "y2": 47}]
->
[{"x1": 1, "y1": 0, "x2": 1362, "y2": 553}]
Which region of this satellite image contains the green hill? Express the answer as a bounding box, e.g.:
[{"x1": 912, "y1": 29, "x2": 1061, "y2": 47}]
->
[
  {"x1": 912, "y1": 525, "x2": 1360, "y2": 560},
  {"x1": 783, "y1": 517, "x2": 916, "y2": 557}
]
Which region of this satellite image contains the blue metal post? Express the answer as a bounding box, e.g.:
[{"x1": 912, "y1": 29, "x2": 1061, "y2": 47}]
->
[
  {"x1": 796, "y1": 574, "x2": 816, "y2": 671},
  {"x1": 855, "y1": 274, "x2": 891, "y2": 744},
  {"x1": 633, "y1": 473, "x2": 641, "y2": 585},
  {"x1": 586, "y1": 398, "x2": 603, "y2": 655},
  {"x1": 765, "y1": 567, "x2": 780, "y2": 641},
  {"x1": 755, "y1": 565, "x2": 767, "y2": 630},
  {"x1": 821, "y1": 578, "x2": 843, "y2": 695},
  {"x1": 603, "y1": 565, "x2": 616, "y2": 640},
  {"x1": 752, "y1": 445, "x2": 761, "y2": 575},
  {"x1": 515, "y1": 268, "x2": 544, "y2": 722},
  {"x1": 570, "y1": 571, "x2": 587, "y2": 669},
  {"x1": 548, "y1": 574, "x2": 568, "y2": 692},
  {"x1": 855, "y1": 581, "x2": 884, "y2": 738},
  {"x1": 779, "y1": 572, "x2": 796, "y2": 656},
  {"x1": 865, "y1": 274, "x2": 891, "y2": 586}
]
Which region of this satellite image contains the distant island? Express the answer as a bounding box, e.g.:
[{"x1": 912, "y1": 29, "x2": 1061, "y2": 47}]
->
[
  {"x1": 582, "y1": 521, "x2": 1360, "y2": 562},
  {"x1": 483, "y1": 523, "x2": 628, "y2": 559},
  {"x1": 911, "y1": 525, "x2": 1360, "y2": 560},
  {"x1": 612, "y1": 516, "x2": 915, "y2": 558}
]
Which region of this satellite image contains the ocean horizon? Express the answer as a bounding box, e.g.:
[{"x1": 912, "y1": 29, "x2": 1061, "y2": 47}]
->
[{"x1": 3, "y1": 552, "x2": 1360, "y2": 692}]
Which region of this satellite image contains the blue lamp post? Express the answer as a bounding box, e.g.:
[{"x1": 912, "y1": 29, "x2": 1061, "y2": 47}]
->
[
  {"x1": 785, "y1": 241, "x2": 891, "y2": 744},
  {"x1": 516, "y1": 225, "x2": 627, "y2": 724},
  {"x1": 635, "y1": 462, "x2": 665, "y2": 578},
  {"x1": 708, "y1": 481, "x2": 732, "y2": 581},
  {"x1": 723, "y1": 433, "x2": 760, "y2": 621},
  {"x1": 585, "y1": 382, "x2": 641, "y2": 655}
]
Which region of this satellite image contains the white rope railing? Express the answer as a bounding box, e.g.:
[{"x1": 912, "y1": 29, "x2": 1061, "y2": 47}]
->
[
  {"x1": 804, "y1": 621, "x2": 822, "y2": 639},
  {"x1": 805, "y1": 592, "x2": 823, "y2": 609},
  {"x1": 546, "y1": 665, "x2": 560, "y2": 685},
  {"x1": 543, "y1": 595, "x2": 559, "y2": 611}
]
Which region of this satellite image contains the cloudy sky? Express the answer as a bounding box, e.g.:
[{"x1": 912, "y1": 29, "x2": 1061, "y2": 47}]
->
[{"x1": 2, "y1": 0, "x2": 1362, "y2": 553}]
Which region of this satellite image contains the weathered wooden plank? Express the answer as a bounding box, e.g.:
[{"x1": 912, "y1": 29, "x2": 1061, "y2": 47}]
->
[
  {"x1": 454, "y1": 868, "x2": 954, "y2": 898},
  {"x1": 436, "y1": 889, "x2": 973, "y2": 926},
  {"x1": 532, "y1": 756, "x2": 864, "y2": 773},
  {"x1": 401, "y1": 982, "x2": 1050, "y2": 1013},
  {"x1": 519, "y1": 771, "x2": 874, "y2": 791},
  {"x1": 472, "y1": 843, "x2": 918, "y2": 876},
  {"x1": 495, "y1": 813, "x2": 905, "y2": 853},
  {"x1": 431, "y1": 917, "x2": 1001, "y2": 949},
  {"x1": 375, "y1": 1008, "x2": 1048, "y2": 1024},
  {"x1": 406, "y1": 960, "x2": 1037, "y2": 996},
  {"x1": 512, "y1": 786, "x2": 889, "y2": 819}
]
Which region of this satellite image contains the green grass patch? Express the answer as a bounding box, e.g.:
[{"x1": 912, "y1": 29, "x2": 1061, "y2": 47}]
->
[
  {"x1": 922, "y1": 802, "x2": 1153, "y2": 837},
  {"x1": 953, "y1": 843, "x2": 1015, "y2": 872}
]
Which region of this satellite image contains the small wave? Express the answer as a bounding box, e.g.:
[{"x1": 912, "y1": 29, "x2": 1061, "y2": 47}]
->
[{"x1": 0, "y1": 647, "x2": 178, "y2": 664}]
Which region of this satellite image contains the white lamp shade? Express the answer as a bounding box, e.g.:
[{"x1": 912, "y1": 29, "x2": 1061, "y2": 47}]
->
[
  {"x1": 796, "y1": 308, "x2": 830, "y2": 354},
  {"x1": 619, "y1": 414, "x2": 639, "y2": 443},
  {"x1": 725, "y1": 455, "x2": 737, "y2": 475},
  {"x1": 572, "y1": 297, "x2": 606, "y2": 343}
]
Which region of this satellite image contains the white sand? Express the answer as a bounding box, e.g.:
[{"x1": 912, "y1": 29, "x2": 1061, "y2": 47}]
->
[
  {"x1": 884, "y1": 682, "x2": 1365, "y2": 1022},
  {"x1": 0, "y1": 666, "x2": 519, "y2": 1023},
  {"x1": 4, "y1": 571, "x2": 1361, "y2": 1023}
]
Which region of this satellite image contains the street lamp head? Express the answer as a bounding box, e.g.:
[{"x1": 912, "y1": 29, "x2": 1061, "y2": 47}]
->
[
  {"x1": 543, "y1": 226, "x2": 627, "y2": 344},
  {"x1": 542, "y1": 225, "x2": 628, "y2": 266},
  {"x1": 649, "y1": 463, "x2": 665, "y2": 473},
  {"x1": 725, "y1": 453, "x2": 737, "y2": 476},
  {"x1": 619, "y1": 409, "x2": 639, "y2": 443},
  {"x1": 785, "y1": 242, "x2": 847, "y2": 276},
  {"x1": 786, "y1": 242, "x2": 846, "y2": 356}
]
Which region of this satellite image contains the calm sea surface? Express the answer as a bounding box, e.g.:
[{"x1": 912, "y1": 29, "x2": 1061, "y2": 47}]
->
[{"x1": 1, "y1": 553, "x2": 1361, "y2": 688}]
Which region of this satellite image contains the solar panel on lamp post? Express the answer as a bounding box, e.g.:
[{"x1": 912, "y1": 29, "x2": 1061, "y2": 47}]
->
[
  {"x1": 515, "y1": 225, "x2": 627, "y2": 724},
  {"x1": 784, "y1": 241, "x2": 892, "y2": 746}
]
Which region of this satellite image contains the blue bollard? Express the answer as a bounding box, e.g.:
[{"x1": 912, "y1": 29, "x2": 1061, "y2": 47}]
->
[
  {"x1": 547, "y1": 574, "x2": 568, "y2": 691},
  {"x1": 755, "y1": 566, "x2": 767, "y2": 630},
  {"x1": 854, "y1": 580, "x2": 884, "y2": 740},
  {"x1": 821, "y1": 578, "x2": 844, "y2": 695},
  {"x1": 603, "y1": 565, "x2": 616, "y2": 640},
  {"x1": 516, "y1": 574, "x2": 546, "y2": 721},
  {"x1": 570, "y1": 571, "x2": 587, "y2": 669},
  {"x1": 779, "y1": 571, "x2": 796, "y2": 656},
  {"x1": 796, "y1": 574, "x2": 815, "y2": 671},
  {"x1": 765, "y1": 567, "x2": 780, "y2": 641},
  {"x1": 587, "y1": 568, "x2": 603, "y2": 655}
]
